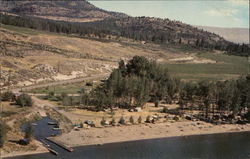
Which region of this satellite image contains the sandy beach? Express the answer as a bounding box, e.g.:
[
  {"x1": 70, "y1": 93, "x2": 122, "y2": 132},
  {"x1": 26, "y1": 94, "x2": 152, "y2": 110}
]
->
[{"x1": 53, "y1": 120, "x2": 250, "y2": 147}]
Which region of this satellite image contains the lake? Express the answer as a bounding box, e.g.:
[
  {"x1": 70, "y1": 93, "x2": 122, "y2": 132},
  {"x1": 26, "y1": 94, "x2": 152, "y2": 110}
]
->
[{"x1": 5, "y1": 117, "x2": 250, "y2": 159}]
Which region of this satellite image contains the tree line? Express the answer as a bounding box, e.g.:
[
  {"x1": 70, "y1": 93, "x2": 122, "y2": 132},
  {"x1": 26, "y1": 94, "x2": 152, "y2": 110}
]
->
[
  {"x1": 76, "y1": 56, "x2": 250, "y2": 122},
  {"x1": 0, "y1": 13, "x2": 249, "y2": 56}
]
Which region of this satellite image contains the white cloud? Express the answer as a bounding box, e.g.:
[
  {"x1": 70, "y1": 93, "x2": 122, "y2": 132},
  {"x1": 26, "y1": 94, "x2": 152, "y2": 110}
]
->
[
  {"x1": 226, "y1": 0, "x2": 249, "y2": 7},
  {"x1": 204, "y1": 9, "x2": 238, "y2": 17}
]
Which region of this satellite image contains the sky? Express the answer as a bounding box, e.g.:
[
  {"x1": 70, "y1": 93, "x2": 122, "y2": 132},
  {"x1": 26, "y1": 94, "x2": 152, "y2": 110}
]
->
[{"x1": 90, "y1": 0, "x2": 249, "y2": 28}]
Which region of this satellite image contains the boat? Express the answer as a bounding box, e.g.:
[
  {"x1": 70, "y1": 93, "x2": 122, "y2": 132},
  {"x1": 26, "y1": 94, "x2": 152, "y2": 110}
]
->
[
  {"x1": 53, "y1": 128, "x2": 62, "y2": 130},
  {"x1": 48, "y1": 122, "x2": 58, "y2": 125}
]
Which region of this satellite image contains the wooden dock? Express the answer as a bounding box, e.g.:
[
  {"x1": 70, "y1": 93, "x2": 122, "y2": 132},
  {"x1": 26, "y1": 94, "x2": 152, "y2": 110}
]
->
[
  {"x1": 40, "y1": 139, "x2": 50, "y2": 147},
  {"x1": 46, "y1": 137, "x2": 74, "y2": 152},
  {"x1": 47, "y1": 147, "x2": 58, "y2": 156}
]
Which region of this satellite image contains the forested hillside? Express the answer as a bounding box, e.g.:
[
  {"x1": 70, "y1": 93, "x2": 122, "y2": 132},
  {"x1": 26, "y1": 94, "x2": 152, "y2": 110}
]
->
[{"x1": 1, "y1": 13, "x2": 249, "y2": 56}]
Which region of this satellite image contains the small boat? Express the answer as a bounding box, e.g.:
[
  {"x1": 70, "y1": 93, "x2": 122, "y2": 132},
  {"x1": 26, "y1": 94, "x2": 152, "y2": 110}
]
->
[
  {"x1": 32, "y1": 123, "x2": 38, "y2": 126},
  {"x1": 53, "y1": 128, "x2": 62, "y2": 131},
  {"x1": 48, "y1": 122, "x2": 57, "y2": 125}
]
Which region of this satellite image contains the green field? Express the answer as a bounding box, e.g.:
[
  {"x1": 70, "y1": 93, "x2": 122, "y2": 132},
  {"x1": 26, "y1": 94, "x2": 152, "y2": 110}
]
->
[
  {"x1": 28, "y1": 83, "x2": 84, "y2": 94},
  {"x1": 166, "y1": 53, "x2": 249, "y2": 81}
]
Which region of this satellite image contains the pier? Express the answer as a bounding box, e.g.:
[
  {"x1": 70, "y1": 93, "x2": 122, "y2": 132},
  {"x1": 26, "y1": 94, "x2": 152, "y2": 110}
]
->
[{"x1": 46, "y1": 137, "x2": 74, "y2": 152}]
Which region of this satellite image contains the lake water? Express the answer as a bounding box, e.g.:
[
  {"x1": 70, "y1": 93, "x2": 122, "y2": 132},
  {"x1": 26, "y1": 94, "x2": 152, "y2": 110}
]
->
[{"x1": 5, "y1": 118, "x2": 250, "y2": 159}]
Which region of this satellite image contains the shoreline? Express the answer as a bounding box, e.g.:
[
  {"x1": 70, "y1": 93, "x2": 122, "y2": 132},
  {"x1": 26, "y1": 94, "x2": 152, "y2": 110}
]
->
[
  {"x1": 53, "y1": 120, "x2": 250, "y2": 147},
  {"x1": 2, "y1": 121, "x2": 250, "y2": 158},
  {"x1": 71, "y1": 130, "x2": 250, "y2": 148}
]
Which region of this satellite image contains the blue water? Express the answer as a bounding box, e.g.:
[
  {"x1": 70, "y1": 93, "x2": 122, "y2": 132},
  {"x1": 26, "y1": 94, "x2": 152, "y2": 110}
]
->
[
  {"x1": 5, "y1": 118, "x2": 250, "y2": 159},
  {"x1": 21, "y1": 117, "x2": 61, "y2": 139}
]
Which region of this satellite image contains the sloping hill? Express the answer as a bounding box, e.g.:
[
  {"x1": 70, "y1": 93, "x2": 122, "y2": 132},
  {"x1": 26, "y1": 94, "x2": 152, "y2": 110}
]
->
[
  {"x1": 0, "y1": 0, "x2": 128, "y2": 22},
  {"x1": 197, "y1": 26, "x2": 249, "y2": 44},
  {"x1": 0, "y1": 25, "x2": 248, "y2": 88}
]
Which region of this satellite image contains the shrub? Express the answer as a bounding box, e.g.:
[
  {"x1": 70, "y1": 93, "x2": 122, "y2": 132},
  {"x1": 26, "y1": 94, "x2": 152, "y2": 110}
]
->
[
  {"x1": 162, "y1": 107, "x2": 168, "y2": 113},
  {"x1": 146, "y1": 115, "x2": 151, "y2": 123},
  {"x1": 61, "y1": 92, "x2": 68, "y2": 100},
  {"x1": 138, "y1": 116, "x2": 142, "y2": 124},
  {"x1": 48, "y1": 91, "x2": 55, "y2": 97},
  {"x1": 79, "y1": 122, "x2": 84, "y2": 128},
  {"x1": 1, "y1": 92, "x2": 14, "y2": 101},
  {"x1": 86, "y1": 82, "x2": 93, "y2": 86},
  {"x1": 110, "y1": 118, "x2": 116, "y2": 126},
  {"x1": 16, "y1": 94, "x2": 33, "y2": 107},
  {"x1": 129, "y1": 116, "x2": 134, "y2": 124},
  {"x1": 118, "y1": 116, "x2": 125, "y2": 125},
  {"x1": 101, "y1": 117, "x2": 106, "y2": 126}
]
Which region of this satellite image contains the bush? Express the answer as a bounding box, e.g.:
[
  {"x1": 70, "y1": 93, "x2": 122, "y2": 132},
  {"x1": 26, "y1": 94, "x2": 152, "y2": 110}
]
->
[
  {"x1": 146, "y1": 115, "x2": 151, "y2": 123},
  {"x1": 16, "y1": 94, "x2": 33, "y2": 107},
  {"x1": 48, "y1": 91, "x2": 55, "y2": 97},
  {"x1": 1, "y1": 92, "x2": 14, "y2": 101},
  {"x1": 110, "y1": 118, "x2": 116, "y2": 126},
  {"x1": 129, "y1": 116, "x2": 134, "y2": 124},
  {"x1": 162, "y1": 107, "x2": 168, "y2": 113},
  {"x1": 79, "y1": 122, "x2": 84, "y2": 128},
  {"x1": 138, "y1": 116, "x2": 142, "y2": 124},
  {"x1": 101, "y1": 117, "x2": 106, "y2": 126},
  {"x1": 0, "y1": 122, "x2": 8, "y2": 148},
  {"x1": 86, "y1": 82, "x2": 93, "y2": 86},
  {"x1": 61, "y1": 92, "x2": 68, "y2": 100},
  {"x1": 118, "y1": 116, "x2": 125, "y2": 125},
  {"x1": 62, "y1": 96, "x2": 79, "y2": 106}
]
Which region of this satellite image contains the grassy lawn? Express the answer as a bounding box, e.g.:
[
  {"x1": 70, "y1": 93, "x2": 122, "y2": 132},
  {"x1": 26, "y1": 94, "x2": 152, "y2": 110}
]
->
[
  {"x1": 27, "y1": 81, "x2": 99, "y2": 94},
  {"x1": 166, "y1": 53, "x2": 249, "y2": 81}
]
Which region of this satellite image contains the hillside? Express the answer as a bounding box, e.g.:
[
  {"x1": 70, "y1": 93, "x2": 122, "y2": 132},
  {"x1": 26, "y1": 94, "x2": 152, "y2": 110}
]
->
[
  {"x1": 0, "y1": 25, "x2": 248, "y2": 88},
  {"x1": 197, "y1": 26, "x2": 249, "y2": 44},
  {"x1": 0, "y1": 0, "x2": 249, "y2": 88},
  {"x1": 0, "y1": 0, "x2": 128, "y2": 22}
]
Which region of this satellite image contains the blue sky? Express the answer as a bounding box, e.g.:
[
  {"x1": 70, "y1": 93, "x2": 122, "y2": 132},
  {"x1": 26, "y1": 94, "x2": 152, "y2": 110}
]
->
[{"x1": 90, "y1": 0, "x2": 249, "y2": 28}]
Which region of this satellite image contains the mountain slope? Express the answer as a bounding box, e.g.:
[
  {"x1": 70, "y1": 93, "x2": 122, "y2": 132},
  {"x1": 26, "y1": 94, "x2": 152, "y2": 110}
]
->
[
  {"x1": 0, "y1": 0, "x2": 249, "y2": 57},
  {"x1": 0, "y1": 0, "x2": 128, "y2": 22},
  {"x1": 1, "y1": 24, "x2": 248, "y2": 87},
  {"x1": 197, "y1": 26, "x2": 249, "y2": 44}
]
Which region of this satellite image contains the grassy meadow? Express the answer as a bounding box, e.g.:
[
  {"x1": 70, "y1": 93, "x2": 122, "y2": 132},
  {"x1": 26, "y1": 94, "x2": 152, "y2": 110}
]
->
[{"x1": 166, "y1": 53, "x2": 249, "y2": 81}]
